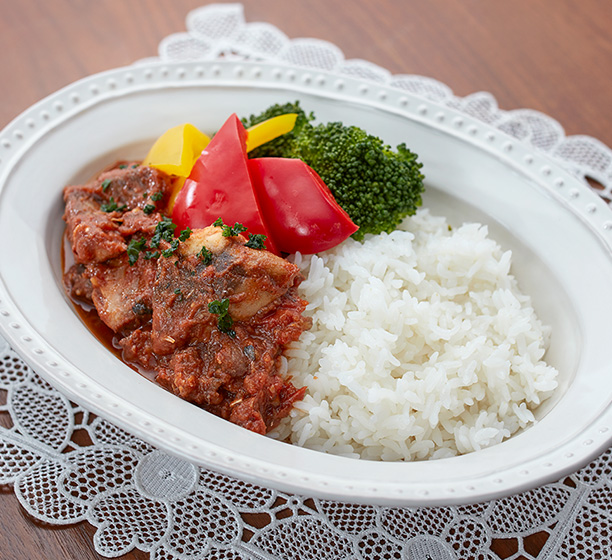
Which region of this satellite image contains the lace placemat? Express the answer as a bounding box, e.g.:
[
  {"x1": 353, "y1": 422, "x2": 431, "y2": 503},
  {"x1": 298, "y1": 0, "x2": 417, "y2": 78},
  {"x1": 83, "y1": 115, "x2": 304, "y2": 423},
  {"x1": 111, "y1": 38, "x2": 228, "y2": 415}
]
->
[{"x1": 2, "y1": 4, "x2": 612, "y2": 559}]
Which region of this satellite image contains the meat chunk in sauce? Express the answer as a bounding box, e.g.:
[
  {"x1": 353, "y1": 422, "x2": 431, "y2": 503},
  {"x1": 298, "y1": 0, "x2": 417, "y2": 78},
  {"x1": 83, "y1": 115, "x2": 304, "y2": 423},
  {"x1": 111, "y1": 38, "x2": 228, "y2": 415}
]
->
[
  {"x1": 63, "y1": 164, "x2": 311, "y2": 434},
  {"x1": 88, "y1": 256, "x2": 157, "y2": 333},
  {"x1": 64, "y1": 163, "x2": 174, "y2": 333},
  {"x1": 151, "y1": 227, "x2": 305, "y2": 353},
  {"x1": 63, "y1": 164, "x2": 173, "y2": 264}
]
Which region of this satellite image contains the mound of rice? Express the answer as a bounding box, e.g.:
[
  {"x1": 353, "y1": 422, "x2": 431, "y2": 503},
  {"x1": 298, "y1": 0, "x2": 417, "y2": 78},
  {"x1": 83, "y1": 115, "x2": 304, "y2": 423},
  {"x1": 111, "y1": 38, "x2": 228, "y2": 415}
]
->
[{"x1": 273, "y1": 209, "x2": 559, "y2": 461}]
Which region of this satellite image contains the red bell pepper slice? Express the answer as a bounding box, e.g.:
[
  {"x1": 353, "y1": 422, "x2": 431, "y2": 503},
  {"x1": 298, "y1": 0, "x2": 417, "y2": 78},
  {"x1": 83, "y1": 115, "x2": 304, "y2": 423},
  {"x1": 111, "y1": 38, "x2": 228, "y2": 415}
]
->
[
  {"x1": 172, "y1": 114, "x2": 280, "y2": 254},
  {"x1": 248, "y1": 158, "x2": 358, "y2": 254}
]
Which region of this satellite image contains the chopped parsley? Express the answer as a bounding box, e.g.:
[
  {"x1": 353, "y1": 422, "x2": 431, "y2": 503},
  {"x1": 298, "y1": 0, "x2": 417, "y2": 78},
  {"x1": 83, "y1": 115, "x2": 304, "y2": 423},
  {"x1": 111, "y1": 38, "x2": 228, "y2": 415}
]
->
[
  {"x1": 198, "y1": 245, "x2": 213, "y2": 265},
  {"x1": 208, "y1": 298, "x2": 235, "y2": 337},
  {"x1": 125, "y1": 216, "x2": 189, "y2": 265},
  {"x1": 100, "y1": 197, "x2": 127, "y2": 213},
  {"x1": 131, "y1": 164, "x2": 139, "y2": 169},
  {"x1": 213, "y1": 218, "x2": 248, "y2": 238},
  {"x1": 143, "y1": 204, "x2": 156, "y2": 215},
  {"x1": 224, "y1": 222, "x2": 248, "y2": 237},
  {"x1": 119, "y1": 164, "x2": 128, "y2": 169},
  {"x1": 151, "y1": 191, "x2": 163, "y2": 201},
  {"x1": 143, "y1": 250, "x2": 160, "y2": 260},
  {"x1": 174, "y1": 288, "x2": 181, "y2": 295},
  {"x1": 150, "y1": 216, "x2": 177, "y2": 249},
  {"x1": 101, "y1": 179, "x2": 112, "y2": 192},
  {"x1": 245, "y1": 233, "x2": 267, "y2": 250},
  {"x1": 161, "y1": 239, "x2": 180, "y2": 258},
  {"x1": 178, "y1": 227, "x2": 192, "y2": 242},
  {"x1": 127, "y1": 237, "x2": 147, "y2": 265}
]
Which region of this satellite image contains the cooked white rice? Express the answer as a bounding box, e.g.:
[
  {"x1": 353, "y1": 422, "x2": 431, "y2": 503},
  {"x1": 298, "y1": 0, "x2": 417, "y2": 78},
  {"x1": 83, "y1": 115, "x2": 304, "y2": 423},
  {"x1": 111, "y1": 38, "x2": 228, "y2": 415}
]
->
[{"x1": 272, "y1": 209, "x2": 558, "y2": 461}]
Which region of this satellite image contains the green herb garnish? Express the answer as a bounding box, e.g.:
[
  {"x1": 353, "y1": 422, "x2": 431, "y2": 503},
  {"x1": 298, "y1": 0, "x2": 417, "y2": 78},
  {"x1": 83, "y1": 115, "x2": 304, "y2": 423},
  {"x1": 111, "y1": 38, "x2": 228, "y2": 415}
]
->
[
  {"x1": 143, "y1": 250, "x2": 160, "y2": 260},
  {"x1": 198, "y1": 245, "x2": 213, "y2": 265},
  {"x1": 178, "y1": 227, "x2": 192, "y2": 242},
  {"x1": 208, "y1": 298, "x2": 235, "y2": 337},
  {"x1": 151, "y1": 191, "x2": 163, "y2": 201},
  {"x1": 100, "y1": 197, "x2": 127, "y2": 213},
  {"x1": 150, "y1": 216, "x2": 177, "y2": 249},
  {"x1": 245, "y1": 233, "x2": 267, "y2": 250},
  {"x1": 126, "y1": 216, "x2": 187, "y2": 264},
  {"x1": 143, "y1": 204, "x2": 156, "y2": 215},
  {"x1": 213, "y1": 218, "x2": 248, "y2": 238},
  {"x1": 161, "y1": 239, "x2": 179, "y2": 258},
  {"x1": 127, "y1": 237, "x2": 147, "y2": 265},
  {"x1": 119, "y1": 164, "x2": 128, "y2": 169},
  {"x1": 224, "y1": 223, "x2": 247, "y2": 237},
  {"x1": 101, "y1": 179, "x2": 112, "y2": 192}
]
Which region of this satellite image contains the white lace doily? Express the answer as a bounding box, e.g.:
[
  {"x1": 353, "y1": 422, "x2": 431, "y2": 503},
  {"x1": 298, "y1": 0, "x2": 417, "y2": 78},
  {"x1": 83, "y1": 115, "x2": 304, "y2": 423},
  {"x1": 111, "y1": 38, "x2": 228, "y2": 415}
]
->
[{"x1": 2, "y1": 4, "x2": 612, "y2": 559}]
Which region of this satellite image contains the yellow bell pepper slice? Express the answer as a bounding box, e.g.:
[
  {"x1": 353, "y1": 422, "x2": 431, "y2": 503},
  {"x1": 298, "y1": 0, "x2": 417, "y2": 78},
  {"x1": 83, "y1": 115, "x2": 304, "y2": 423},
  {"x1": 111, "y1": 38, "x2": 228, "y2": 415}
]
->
[
  {"x1": 245, "y1": 113, "x2": 298, "y2": 152},
  {"x1": 143, "y1": 123, "x2": 210, "y2": 178}
]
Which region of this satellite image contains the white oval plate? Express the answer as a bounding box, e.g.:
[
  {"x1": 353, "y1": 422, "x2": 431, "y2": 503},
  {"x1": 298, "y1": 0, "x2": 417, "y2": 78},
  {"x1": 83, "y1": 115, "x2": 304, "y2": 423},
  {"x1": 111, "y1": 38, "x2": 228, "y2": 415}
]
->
[{"x1": 1, "y1": 61, "x2": 612, "y2": 506}]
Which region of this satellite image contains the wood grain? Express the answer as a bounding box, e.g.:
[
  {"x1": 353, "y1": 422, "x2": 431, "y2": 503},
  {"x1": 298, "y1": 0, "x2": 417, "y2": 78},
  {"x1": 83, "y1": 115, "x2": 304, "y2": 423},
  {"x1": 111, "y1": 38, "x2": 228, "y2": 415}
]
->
[{"x1": 0, "y1": 0, "x2": 610, "y2": 558}]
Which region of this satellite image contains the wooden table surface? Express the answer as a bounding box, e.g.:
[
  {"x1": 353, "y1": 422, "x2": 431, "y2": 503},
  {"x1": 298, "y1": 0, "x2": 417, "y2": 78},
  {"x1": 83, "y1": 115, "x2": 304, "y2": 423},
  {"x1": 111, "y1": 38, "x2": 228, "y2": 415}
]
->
[{"x1": 0, "y1": 1, "x2": 611, "y2": 558}]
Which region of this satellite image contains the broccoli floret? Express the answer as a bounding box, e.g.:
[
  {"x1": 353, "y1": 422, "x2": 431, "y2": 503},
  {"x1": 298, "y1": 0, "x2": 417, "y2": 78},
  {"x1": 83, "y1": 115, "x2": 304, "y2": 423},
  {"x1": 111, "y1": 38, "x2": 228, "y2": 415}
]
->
[
  {"x1": 242, "y1": 102, "x2": 424, "y2": 240},
  {"x1": 290, "y1": 122, "x2": 424, "y2": 240}
]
